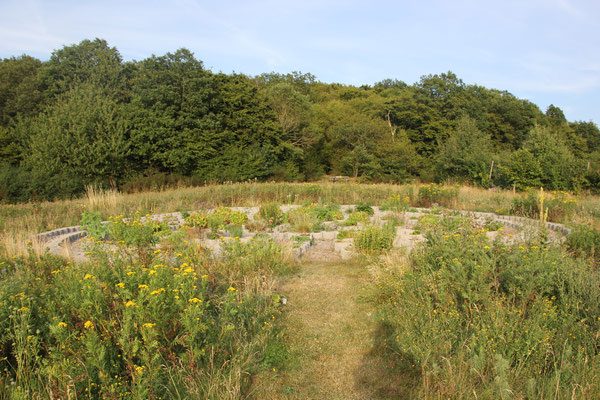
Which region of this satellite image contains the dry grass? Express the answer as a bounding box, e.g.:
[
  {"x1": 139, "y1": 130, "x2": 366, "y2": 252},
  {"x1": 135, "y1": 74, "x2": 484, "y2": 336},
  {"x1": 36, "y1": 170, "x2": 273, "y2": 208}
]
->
[{"x1": 85, "y1": 184, "x2": 122, "y2": 211}]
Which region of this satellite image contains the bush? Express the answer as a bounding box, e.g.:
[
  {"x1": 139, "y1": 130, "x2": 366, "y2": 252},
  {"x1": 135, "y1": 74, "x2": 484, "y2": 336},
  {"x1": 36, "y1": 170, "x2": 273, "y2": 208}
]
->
[
  {"x1": 373, "y1": 216, "x2": 600, "y2": 397},
  {"x1": 80, "y1": 211, "x2": 107, "y2": 239},
  {"x1": 284, "y1": 203, "x2": 342, "y2": 232},
  {"x1": 354, "y1": 222, "x2": 396, "y2": 253},
  {"x1": 355, "y1": 202, "x2": 374, "y2": 215},
  {"x1": 257, "y1": 203, "x2": 283, "y2": 227},
  {"x1": 207, "y1": 207, "x2": 249, "y2": 231},
  {"x1": 567, "y1": 224, "x2": 600, "y2": 262},
  {"x1": 184, "y1": 212, "x2": 208, "y2": 228},
  {"x1": 343, "y1": 211, "x2": 371, "y2": 226}
]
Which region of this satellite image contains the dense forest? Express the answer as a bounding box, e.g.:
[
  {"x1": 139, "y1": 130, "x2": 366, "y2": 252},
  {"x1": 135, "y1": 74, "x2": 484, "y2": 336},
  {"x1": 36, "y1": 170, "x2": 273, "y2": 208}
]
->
[{"x1": 1, "y1": 38, "x2": 599, "y2": 202}]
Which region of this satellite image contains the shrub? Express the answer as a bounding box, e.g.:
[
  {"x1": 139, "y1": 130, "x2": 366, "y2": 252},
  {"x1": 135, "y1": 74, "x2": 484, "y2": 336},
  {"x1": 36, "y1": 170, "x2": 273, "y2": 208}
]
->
[
  {"x1": 301, "y1": 203, "x2": 344, "y2": 221},
  {"x1": 292, "y1": 235, "x2": 313, "y2": 247},
  {"x1": 337, "y1": 230, "x2": 357, "y2": 240},
  {"x1": 380, "y1": 194, "x2": 411, "y2": 212},
  {"x1": 80, "y1": 211, "x2": 107, "y2": 239},
  {"x1": 257, "y1": 203, "x2": 283, "y2": 227},
  {"x1": 567, "y1": 224, "x2": 600, "y2": 262},
  {"x1": 343, "y1": 211, "x2": 371, "y2": 226},
  {"x1": 283, "y1": 205, "x2": 338, "y2": 233},
  {"x1": 354, "y1": 222, "x2": 396, "y2": 253},
  {"x1": 355, "y1": 202, "x2": 374, "y2": 215},
  {"x1": 184, "y1": 212, "x2": 208, "y2": 228},
  {"x1": 207, "y1": 207, "x2": 249, "y2": 231}
]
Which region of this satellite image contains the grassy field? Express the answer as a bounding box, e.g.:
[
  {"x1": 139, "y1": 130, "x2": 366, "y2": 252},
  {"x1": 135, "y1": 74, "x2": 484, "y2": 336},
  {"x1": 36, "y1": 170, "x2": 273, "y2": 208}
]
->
[{"x1": 2, "y1": 182, "x2": 600, "y2": 398}]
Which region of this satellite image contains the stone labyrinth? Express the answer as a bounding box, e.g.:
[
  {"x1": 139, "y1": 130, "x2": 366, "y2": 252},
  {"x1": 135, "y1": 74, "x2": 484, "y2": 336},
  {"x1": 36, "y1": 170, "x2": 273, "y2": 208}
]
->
[{"x1": 35, "y1": 205, "x2": 572, "y2": 263}]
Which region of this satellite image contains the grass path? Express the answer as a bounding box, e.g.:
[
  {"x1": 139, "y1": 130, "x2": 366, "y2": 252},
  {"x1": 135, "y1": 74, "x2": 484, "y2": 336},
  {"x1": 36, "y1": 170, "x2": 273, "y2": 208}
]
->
[{"x1": 251, "y1": 259, "x2": 406, "y2": 399}]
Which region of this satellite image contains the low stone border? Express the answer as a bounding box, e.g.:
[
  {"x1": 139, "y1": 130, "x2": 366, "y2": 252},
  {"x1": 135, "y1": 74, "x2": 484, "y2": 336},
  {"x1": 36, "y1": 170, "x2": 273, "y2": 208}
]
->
[{"x1": 33, "y1": 206, "x2": 573, "y2": 262}]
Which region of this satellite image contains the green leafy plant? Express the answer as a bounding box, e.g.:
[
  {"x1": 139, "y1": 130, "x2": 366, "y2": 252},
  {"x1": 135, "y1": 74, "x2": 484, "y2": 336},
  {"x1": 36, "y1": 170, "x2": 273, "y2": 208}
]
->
[
  {"x1": 354, "y1": 202, "x2": 374, "y2": 215},
  {"x1": 343, "y1": 211, "x2": 371, "y2": 226},
  {"x1": 354, "y1": 222, "x2": 396, "y2": 253},
  {"x1": 567, "y1": 224, "x2": 600, "y2": 262},
  {"x1": 184, "y1": 212, "x2": 208, "y2": 228},
  {"x1": 80, "y1": 211, "x2": 107, "y2": 240},
  {"x1": 207, "y1": 207, "x2": 249, "y2": 231},
  {"x1": 257, "y1": 203, "x2": 284, "y2": 227}
]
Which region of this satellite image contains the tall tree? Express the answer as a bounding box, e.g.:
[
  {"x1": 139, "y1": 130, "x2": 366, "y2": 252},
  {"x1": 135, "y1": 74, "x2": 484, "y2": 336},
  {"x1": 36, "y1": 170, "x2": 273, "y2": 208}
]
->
[
  {"x1": 22, "y1": 84, "x2": 130, "y2": 199},
  {"x1": 436, "y1": 116, "x2": 493, "y2": 185}
]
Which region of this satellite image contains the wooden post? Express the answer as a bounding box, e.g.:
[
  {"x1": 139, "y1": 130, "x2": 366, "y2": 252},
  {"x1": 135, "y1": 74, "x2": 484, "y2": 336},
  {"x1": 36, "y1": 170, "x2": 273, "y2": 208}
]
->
[{"x1": 489, "y1": 160, "x2": 495, "y2": 180}]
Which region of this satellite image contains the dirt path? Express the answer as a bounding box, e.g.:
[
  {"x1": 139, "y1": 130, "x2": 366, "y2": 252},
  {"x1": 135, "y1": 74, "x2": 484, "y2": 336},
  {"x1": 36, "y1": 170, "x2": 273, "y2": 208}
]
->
[{"x1": 251, "y1": 258, "x2": 404, "y2": 399}]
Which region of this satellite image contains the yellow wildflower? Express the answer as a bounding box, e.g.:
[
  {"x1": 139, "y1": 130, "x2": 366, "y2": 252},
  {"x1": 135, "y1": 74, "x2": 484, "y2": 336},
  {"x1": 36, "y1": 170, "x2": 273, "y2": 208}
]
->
[
  {"x1": 188, "y1": 298, "x2": 202, "y2": 303},
  {"x1": 125, "y1": 300, "x2": 136, "y2": 307},
  {"x1": 138, "y1": 284, "x2": 149, "y2": 290},
  {"x1": 58, "y1": 322, "x2": 67, "y2": 328},
  {"x1": 84, "y1": 321, "x2": 94, "y2": 329},
  {"x1": 115, "y1": 282, "x2": 125, "y2": 288},
  {"x1": 142, "y1": 323, "x2": 155, "y2": 329},
  {"x1": 83, "y1": 274, "x2": 94, "y2": 280}
]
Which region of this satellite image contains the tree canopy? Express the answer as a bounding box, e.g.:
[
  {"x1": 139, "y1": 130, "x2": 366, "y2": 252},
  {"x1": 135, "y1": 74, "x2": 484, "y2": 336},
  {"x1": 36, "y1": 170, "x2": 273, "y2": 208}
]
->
[{"x1": 0, "y1": 39, "x2": 599, "y2": 202}]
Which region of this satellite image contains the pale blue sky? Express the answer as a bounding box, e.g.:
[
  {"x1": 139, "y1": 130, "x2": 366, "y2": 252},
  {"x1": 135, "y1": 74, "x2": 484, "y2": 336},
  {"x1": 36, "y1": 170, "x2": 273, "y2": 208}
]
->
[{"x1": 1, "y1": 0, "x2": 598, "y2": 123}]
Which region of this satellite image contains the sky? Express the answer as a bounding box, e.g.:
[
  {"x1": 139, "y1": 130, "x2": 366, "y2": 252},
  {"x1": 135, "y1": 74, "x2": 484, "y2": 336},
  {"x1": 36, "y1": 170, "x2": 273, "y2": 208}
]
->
[{"x1": 1, "y1": 0, "x2": 599, "y2": 123}]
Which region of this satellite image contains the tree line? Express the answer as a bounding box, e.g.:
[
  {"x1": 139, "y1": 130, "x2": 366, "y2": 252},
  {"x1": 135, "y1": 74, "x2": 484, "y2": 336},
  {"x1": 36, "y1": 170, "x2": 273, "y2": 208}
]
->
[{"x1": 1, "y1": 38, "x2": 599, "y2": 202}]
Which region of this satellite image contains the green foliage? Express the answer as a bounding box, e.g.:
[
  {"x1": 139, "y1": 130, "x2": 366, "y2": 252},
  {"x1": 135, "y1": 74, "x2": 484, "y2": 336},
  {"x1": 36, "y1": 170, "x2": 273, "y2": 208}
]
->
[
  {"x1": 285, "y1": 207, "x2": 321, "y2": 233},
  {"x1": 207, "y1": 207, "x2": 249, "y2": 231},
  {"x1": 257, "y1": 203, "x2": 284, "y2": 227},
  {"x1": 184, "y1": 212, "x2": 208, "y2": 228},
  {"x1": 497, "y1": 148, "x2": 543, "y2": 191},
  {"x1": 354, "y1": 222, "x2": 396, "y2": 253},
  {"x1": 80, "y1": 211, "x2": 107, "y2": 239},
  {"x1": 227, "y1": 224, "x2": 243, "y2": 238},
  {"x1": 374, "y1": 217, "x2": 600, "y2": 397},
  {"x1": 435, "y1": 116, "x2": 493, "y2": 186},
  {"x1": 511, "y1": 189, "x2": 578, "y2": 222},
  {"x1": 354, "y1": 202, "x2": 374, "y2": 215},
  {"x1": 522, "y1": 125, "x2": 585, "y2": 191},
  {"x1": 336, "y1": 230, "x2": 358, "y2": 239},
  {"x1": 1, "y1": 38, "x2": 599, "y2": 202},
  {"x1": 292, "y1": 235, "x2": 313, "y2": 247},
  {"x1": 22, "y1": 83, "x2": 131, "y2": 199},
  {"x1": 107, "y1": 214, "x2": 168, "y2": 249},
  {"x1": 567, "y1": 224, "x2": 600, "y2": 262},
  {"x1": 343, "y1": 211, "x2": 371, "y2": 226}
]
